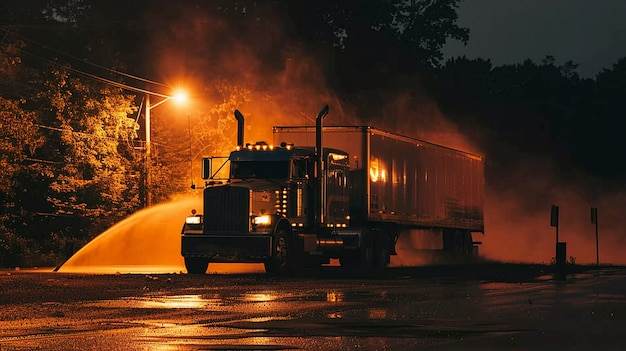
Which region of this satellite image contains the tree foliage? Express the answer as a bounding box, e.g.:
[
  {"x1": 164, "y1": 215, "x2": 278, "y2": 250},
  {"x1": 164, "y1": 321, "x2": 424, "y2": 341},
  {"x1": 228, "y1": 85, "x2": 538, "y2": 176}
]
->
[
  {"x1": 0, "y1": 30, "x2": 140, "y2": 266},
  {"x1": 39, "y1": 68, "x2": 140, "y2": 219},
  {"x1": 436, "y1": 55, "x2": 626, "y2": 186}
]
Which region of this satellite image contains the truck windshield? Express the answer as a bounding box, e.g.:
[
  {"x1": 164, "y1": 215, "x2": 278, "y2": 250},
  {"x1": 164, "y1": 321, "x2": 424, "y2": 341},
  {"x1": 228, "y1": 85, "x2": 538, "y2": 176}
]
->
[{"x1": 231, "y1": 161, "x2": 290, "y2": 179}]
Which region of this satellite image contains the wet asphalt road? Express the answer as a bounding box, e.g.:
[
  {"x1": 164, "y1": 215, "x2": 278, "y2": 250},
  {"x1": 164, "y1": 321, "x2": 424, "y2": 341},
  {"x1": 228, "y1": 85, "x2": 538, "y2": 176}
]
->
[{"x1": 1, "y1": 264, "x2": 625, "y2": 350}]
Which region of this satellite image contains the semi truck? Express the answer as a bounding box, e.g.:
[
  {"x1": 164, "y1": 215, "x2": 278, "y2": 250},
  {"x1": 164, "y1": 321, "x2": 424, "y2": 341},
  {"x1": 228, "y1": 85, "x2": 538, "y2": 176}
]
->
[{"x1": 181, "y1": 106, "x2": 484, "y2": 274}]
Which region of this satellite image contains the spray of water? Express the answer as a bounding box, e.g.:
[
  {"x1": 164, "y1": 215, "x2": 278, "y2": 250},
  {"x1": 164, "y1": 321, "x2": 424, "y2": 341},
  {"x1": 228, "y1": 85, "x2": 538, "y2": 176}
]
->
[{"x1": 56, "y1": 196, "x2": 264, "y2": 274}]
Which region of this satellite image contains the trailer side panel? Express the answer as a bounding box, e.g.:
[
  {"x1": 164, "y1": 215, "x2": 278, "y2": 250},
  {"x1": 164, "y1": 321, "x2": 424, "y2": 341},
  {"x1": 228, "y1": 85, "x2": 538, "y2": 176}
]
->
[{"x1": 273, "y1": 126, "x2": 484, "y2": 232}]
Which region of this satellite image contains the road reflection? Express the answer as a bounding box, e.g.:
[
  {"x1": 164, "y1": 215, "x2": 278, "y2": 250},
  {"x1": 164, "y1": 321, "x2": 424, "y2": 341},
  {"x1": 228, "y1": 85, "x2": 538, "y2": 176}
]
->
[
  {"x1": 326, "y1": 291, "x2": 344, "y2": 302},
  {"x1": 3, "y1": 267, "x2": 626, "y2": 350}
]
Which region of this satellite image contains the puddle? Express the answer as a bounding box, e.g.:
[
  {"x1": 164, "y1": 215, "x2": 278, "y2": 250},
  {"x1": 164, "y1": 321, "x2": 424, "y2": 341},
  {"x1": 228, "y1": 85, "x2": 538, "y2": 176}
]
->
[{"x1": 86, "y1": 291, "x2": 299, "y2": 310}]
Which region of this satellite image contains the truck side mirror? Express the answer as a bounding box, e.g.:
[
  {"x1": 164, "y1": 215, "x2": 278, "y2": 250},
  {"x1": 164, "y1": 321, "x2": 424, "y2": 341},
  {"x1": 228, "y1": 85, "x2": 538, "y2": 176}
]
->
[{"x1": 202, "y1": 157, "x2": 212, "y2": 179}]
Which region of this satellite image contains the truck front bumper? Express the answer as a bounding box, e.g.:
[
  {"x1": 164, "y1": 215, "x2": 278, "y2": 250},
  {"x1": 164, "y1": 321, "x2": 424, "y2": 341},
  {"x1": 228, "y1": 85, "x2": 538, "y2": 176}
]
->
[{"x1": 181, "y1": 234, "x2": 272, "y2": 263}]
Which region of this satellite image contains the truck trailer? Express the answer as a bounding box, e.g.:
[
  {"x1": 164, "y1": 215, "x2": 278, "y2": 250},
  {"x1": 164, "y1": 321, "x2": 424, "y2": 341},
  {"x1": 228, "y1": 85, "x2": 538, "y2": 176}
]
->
[{"x1": 181, "y1": 106, "x2": 484, "y2": 274}]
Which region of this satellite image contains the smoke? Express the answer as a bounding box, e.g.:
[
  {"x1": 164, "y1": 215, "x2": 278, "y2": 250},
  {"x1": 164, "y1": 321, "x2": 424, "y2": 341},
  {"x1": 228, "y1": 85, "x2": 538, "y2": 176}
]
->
[
  {"x1": 142, "y1": 4, "x2": 369, "y2": 149},
  {"x1": 390, "y1": 233, "x2": 457, "y2": 267},
  {"x1": 139, "y1": 4, "x2": 626, "y2": 267},
  {"x1": 482, "y1": 158, "x2": 626, "y2": 265},
  {"x1": 143, "y1": 4, "x2": 481, "y2": 155},
  {"x1": 373, "y1": 92, "x2": 482, "y2": 155}
]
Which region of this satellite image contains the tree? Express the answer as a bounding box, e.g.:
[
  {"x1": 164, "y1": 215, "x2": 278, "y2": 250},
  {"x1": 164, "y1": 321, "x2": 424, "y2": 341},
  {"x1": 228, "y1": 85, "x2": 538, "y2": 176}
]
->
[
  {"x1": 0, "y1": 97, "x2": 44, "y2": 266},
  {"x1": 276, "y1": 0, "x2": 469, "y2": 119},
  {"x1": 0, "y1": 34, "x2": 47, "y2": 266},
  {"x1": 0, "y1": 40, "x2": 44, "y2": 193},
  {"x1": 38, "y1": 68, "x2": 140, "y2": 234},
  {"x1": 0, "y1": 27, "x2": 142, "y2": 266}
]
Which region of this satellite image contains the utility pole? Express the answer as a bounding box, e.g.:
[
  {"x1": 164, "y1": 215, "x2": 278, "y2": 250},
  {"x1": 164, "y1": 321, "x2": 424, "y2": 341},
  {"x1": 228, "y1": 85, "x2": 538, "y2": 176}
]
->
[
  {"x1": 143, "y1": 89, "x2": 188, "y2": 207},
  {"x1": 145, "y1": 93, "x2": 152, "y2": 207}
]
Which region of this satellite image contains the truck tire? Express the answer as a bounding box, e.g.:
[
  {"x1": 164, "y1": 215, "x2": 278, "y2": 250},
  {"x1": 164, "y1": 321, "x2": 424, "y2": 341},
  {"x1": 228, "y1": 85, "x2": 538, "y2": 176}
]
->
[
  {"x1": 463, "y1": 232, "x2": 474, "y2": 256},
  {"x1": 264, "y1": 227, "x2": 297, "y2": 275},
  {"x1": 339, "y1": 247, "x2": 382, "y2": 273},
  {"x1": 184, "y1": 257, "x2": 209, "y2": 274},
  {"x1": 455, "y1": 230, "x2": 473, "y2": 256},
  {"x1": 374, "y1": 245, "x2": 390, "y2": 268},
  {"x1": 339, "y1": 250, "x2": 361, "y2": 268},
  {"x1": 443, "y1": 229, "x2": 473, "y2": 258}
]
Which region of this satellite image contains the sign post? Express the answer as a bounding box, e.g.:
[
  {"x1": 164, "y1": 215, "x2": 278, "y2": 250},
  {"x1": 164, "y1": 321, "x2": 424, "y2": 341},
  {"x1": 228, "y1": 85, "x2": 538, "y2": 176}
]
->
[
  {"x1": 591, "y1": 207, "x2": 599, "y2": 265},
  {"x1": 550, "y1": 205, "x2": 559, "y2": 254},
  {"x1": 551, "y1": 205, "x2": 566, "y2": 280}
]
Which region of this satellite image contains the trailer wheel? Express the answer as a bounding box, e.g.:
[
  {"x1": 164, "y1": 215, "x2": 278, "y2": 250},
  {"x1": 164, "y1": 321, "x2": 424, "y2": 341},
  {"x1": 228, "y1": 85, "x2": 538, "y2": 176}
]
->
[
  {"x1": 444, "y1": 229, "x2": 474, "y2": 259},
  {"x1": 340, "y1": 247, "x2": 389, "y2": 274},
  {"x1": 184, "y1": 257, "x2": 209, "y2": 274},
  {"x1": 463, "y1": 232, "x2": 474, "y2": 256},
  {"x1": 340, "y1": 228, "x2": 385, "y2": 271},
  {"x1": 265, "y1": 227, "x2": 296, "y2": 275}
]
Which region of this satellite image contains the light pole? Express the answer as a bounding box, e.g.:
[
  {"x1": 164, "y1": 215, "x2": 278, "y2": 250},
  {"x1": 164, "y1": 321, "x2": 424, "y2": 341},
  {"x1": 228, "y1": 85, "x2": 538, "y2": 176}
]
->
[
  {"x1": 144, "y1": 90, "x2": 187, "y2": 207},
  {"x1": 188, "y1": 114, "x2": 194, "y2": 189}
]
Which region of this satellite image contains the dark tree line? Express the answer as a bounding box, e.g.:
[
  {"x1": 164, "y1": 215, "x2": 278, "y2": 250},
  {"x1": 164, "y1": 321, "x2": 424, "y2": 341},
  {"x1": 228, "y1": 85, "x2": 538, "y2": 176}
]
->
[
  {"x1": 0, "y1": 0, "x2": 625, "y2": 267},
  {"x1": 436, "y1": 56, "x2": 626, "y2": 188}
]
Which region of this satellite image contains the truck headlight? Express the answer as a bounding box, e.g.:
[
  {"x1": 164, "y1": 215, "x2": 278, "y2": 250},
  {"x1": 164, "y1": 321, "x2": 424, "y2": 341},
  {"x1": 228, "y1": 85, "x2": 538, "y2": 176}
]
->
[
  {"x1": 186, "y1": 216, "x2": 201, "y2": 224},
  {"x1": 252, "y1": 215, "x2": 271, "y2": 226}
]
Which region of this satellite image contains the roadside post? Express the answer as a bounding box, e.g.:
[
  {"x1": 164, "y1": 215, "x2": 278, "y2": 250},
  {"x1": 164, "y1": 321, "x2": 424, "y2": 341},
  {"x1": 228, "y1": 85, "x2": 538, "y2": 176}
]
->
[
  {"x1": 591, "y1": 207, "x2": 599, "y2": 266},
  {"x1": 551, "y1": 205, "x2": 566, "y2": 280}
]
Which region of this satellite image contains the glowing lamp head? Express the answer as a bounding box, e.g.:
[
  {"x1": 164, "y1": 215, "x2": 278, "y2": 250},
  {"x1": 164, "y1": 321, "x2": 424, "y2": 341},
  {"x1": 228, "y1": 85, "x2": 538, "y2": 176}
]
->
[{"x1": 172, "y1": 89, "x2": 188, "y2": 105}]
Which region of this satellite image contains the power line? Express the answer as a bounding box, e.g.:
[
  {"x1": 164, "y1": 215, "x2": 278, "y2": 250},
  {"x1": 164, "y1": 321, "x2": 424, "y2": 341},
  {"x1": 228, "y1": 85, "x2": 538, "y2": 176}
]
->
[
  {"x1": 1, "y1": 26, "x2": 169, "y2": 88},
  {"x1": 17, "y1": 48, "x2": 171, "y2": 98},
  {"x1": 0, "y1": 26, "x2": 173, "y2": 98}
]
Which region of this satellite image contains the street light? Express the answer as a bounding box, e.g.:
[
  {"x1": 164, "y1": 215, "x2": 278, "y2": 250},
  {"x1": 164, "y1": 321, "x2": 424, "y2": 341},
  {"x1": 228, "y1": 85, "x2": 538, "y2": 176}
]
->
[{"x1": 144, "y1": 89, "x2": 188, "y2": 207}]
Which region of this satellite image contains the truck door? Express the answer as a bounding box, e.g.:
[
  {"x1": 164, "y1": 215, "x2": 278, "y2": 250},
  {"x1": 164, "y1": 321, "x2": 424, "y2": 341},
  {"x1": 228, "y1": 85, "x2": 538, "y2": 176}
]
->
[
  {"x1": 326, "y1": 154, "x2": 350, "y2": 227},
  {"x1": 289, "y1": 157, "x2": 312, "y2": 227}
]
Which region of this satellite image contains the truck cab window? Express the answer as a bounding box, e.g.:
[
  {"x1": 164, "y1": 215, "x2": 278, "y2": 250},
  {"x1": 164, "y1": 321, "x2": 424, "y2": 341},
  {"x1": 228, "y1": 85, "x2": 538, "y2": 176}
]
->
[
  {"x1": 231, "y1": 161, "x2": 290, "y2": 179},
  {"x1": 291, "y1": 158, "x2": 310, "y2": 179}
]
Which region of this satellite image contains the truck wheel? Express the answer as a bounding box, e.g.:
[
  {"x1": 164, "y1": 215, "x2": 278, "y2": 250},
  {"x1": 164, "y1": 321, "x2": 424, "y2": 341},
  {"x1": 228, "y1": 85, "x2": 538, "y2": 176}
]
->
[
  {"x1": 184, "y1": 257, "x2": 209, "y2": 274},
  {"x1": 264, "y1": 228, "x2": 294, "y2": 275},
  {"x1": 339, "y1": 250, "x2": 360, "y2": 268},
  {"x1": 374, "y1": 245, "x2": 390, "y2": 268},
  {"x1": 340, "y1": 247, "x2": 376, "y2": 271}
]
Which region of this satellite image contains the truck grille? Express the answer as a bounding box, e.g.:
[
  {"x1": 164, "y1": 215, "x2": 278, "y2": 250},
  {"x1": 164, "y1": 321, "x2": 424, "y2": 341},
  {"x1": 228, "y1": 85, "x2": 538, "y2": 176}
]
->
[{"x1": 203, "y1": 185, "x2": 250, "y2": 233}]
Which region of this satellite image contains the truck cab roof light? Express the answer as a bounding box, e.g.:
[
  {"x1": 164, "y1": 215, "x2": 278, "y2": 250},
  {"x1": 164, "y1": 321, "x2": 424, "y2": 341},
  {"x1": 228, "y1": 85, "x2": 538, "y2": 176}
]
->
[{"x1": 279, "y1": 142, "x2": 294, "y2": 150}]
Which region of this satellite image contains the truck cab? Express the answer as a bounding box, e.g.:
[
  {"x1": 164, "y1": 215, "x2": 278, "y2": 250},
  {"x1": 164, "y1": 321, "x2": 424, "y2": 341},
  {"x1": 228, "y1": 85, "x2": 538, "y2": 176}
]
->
[{"x1": 181, "y1": 141, "x2": 350, "y2": 274}]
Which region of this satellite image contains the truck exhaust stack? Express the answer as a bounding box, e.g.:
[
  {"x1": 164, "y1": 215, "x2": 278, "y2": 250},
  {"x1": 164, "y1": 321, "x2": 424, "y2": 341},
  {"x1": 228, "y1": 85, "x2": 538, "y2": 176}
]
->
[
  {"x1": 235, "y1": 110, "x2": 245, "y2": 147},
  {"x1": 316, "y1": 105, "x2": 329, "y2": 226}
]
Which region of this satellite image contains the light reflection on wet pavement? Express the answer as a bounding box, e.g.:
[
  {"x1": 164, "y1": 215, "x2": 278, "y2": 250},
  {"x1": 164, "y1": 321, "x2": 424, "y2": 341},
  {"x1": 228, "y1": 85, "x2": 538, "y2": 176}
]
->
[{"x1": 1, "y1": 267, "x2": 626, "y2": 350}]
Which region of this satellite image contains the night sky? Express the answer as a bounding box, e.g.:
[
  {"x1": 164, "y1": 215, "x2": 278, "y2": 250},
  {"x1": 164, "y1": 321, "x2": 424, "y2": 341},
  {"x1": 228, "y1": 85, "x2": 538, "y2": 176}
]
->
[{"x1": 444, "y1": 0, "x2": 626, "y2": 78}]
